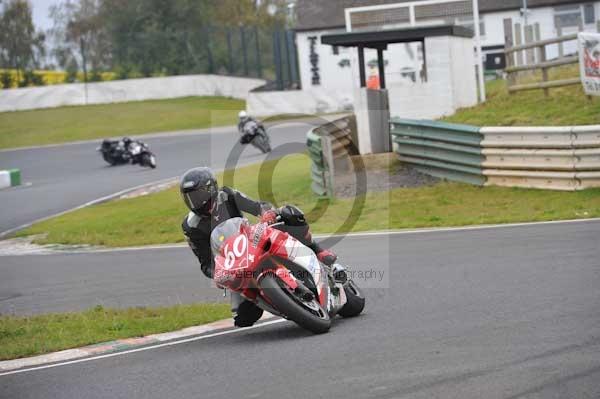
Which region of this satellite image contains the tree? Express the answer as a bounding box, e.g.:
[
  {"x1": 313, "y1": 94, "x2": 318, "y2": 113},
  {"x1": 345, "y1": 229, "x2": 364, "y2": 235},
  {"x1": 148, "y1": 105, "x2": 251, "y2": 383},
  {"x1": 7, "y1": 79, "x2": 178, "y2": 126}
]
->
[
  {"x1": 47, "y1": 0, "x2": 287, "y2": 79},
  {"x1": 50, "y1": 0, "x2": 110, "y2": 81},
  {"x1": 0, "y1": 0, "x2": 45, "y2": 84},
  {"x1": 210, "y1": 0, "x2": 285, "y2": 27},
  {"x1": 0, "y1": 70, "x2": 13, "y2": 88},
  {"x1": 100, "y1": 0, "x2": 213, "y2": 76}
]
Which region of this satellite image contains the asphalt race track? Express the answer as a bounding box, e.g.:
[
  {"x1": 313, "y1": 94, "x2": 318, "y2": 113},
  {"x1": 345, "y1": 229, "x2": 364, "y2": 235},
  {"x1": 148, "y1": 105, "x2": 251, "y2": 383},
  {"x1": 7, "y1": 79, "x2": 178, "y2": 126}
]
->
[
  {"x1": 0, "y1": 245, "x2": 222, "y2": 315},
  {"x1": 0, "y1": 120, "x2": 318, "y2": 234},
  {"x1": 1, "y1": 220, "x2": 599, "y2": 398}
]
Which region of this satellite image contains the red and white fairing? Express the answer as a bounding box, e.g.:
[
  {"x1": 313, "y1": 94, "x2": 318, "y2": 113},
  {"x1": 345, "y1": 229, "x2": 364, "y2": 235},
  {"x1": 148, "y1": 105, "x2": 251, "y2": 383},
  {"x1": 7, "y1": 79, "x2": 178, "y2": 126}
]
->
[{"x1": 211, "y1": 218, "x2": 346, "y2": 315}]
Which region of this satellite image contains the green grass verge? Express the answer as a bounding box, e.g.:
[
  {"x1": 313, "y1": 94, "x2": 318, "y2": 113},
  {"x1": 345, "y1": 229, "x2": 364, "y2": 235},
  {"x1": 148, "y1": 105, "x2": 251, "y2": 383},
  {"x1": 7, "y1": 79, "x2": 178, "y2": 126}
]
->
[
  {"x1": 0, "y1": 303, "x2": 230, "y2": 361},
  {"x1": 444, "y1": 68, "x2": 600, "y2": 126},
  {"x1": 4, "y1": 70, "x2": 597, "y2": 150},
  {"x1": 0, "y1": 96, "x2": 244, "y2": 149},
  {"x1": 17, "y1": 154, "x2": 600, "y2": 247}
]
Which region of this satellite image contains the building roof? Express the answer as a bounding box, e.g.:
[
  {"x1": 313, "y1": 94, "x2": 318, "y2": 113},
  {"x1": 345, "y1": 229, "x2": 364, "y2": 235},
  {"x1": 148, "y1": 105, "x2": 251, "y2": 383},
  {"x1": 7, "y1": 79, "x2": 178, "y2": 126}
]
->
[
  {"x1": 321, "y1": 24, "x2": 473, "y2": 48},
  {"x1": 295, "y1": 0, "x2": 585, "y2": 31}
]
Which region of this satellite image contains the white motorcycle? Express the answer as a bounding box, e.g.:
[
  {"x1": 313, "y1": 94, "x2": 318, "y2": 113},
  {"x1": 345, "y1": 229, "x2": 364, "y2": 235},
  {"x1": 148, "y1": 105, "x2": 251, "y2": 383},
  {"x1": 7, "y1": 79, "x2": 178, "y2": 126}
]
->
[{"x1": 240, "y1": 120, "x2": 271, "y2": 154}]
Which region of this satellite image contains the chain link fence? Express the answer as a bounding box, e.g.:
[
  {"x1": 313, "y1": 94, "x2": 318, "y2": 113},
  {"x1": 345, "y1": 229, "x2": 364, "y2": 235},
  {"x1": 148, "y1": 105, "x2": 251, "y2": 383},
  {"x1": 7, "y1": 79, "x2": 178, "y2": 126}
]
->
[{"x1": 111, "y1": 26, "x2": 299, "y2": 90}]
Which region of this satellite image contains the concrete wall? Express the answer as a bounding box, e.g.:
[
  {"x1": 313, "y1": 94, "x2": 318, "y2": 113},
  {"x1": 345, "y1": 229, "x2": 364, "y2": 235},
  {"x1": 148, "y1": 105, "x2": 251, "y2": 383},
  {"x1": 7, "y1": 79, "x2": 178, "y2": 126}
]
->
[
  {"x1": 246, "y1": 87, "x2": 353, "y2": 117},
  {"x1": 296, "y1": 29, "x2": 423, "y2": 96},
  {"x1": 257, "y1": 33, "x2": 476, "y2": 120},
  {"x1": 387, "y1": 36, "x2": 477, "y2": 120},
  {"x1": 0, "y1": 75, "x2": 266, "y2": 112},
  {"x1": 296, "y1": 30, "x2": 357, "y2": 93}
]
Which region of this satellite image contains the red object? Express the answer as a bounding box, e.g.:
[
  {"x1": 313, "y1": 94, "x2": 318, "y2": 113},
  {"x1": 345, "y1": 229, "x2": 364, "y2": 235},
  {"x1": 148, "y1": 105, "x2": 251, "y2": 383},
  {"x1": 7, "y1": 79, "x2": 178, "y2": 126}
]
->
[
  {"x1": 583, "y1": 49, "x2": 600, "y2": 77},
  {"x1": 259, "y1": 210, "x2": 278, "y2": 225},
  {"x1": 367, "y1": 74, "x2": 380, "y2": 90},
  {"x1": 212, "y1": 219, "x2": 330, "y2": 313},
  {"x1": 317, "y1": 249, "x2": 338, "y2": 266}
]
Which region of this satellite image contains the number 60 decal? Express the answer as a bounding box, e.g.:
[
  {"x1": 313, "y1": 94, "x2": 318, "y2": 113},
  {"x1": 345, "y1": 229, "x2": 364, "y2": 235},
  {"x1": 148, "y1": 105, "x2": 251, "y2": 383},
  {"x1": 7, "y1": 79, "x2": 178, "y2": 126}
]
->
[{"x1": 224, "y1": 235, "x2": 248, "y2": 269}]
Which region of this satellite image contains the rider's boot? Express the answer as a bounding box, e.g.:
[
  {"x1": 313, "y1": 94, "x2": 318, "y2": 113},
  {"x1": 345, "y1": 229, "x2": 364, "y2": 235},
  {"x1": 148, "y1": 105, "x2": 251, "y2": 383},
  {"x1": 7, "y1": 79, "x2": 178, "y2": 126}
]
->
[
  {"x1": 314, "y1": 244, "x2": 348, "y2": 284},
  {"x1": 231, "y1": 293, "x2": 263, "y2": 327}
]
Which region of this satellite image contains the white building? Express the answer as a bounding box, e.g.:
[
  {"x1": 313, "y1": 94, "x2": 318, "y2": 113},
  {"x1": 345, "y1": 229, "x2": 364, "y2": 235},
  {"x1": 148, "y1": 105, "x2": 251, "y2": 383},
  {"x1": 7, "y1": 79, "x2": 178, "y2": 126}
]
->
[
  {"x1": 287, "y1": 0, "x2": 600, "y2": 118},
  {"x1": 247, "y1": 1, "x2": 600, "y2": 119}
]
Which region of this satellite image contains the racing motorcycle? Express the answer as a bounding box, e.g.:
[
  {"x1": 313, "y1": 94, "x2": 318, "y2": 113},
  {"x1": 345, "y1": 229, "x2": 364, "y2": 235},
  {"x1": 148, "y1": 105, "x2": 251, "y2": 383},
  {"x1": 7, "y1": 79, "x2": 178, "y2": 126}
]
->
[
  {"x1": 240, "y1": 120, "x2": 271, "y2": 153},
  {"x1": 98, "y1": 139, "x2": 157, "y2": 168},
  {"x1": 210, "y1": 217, "x2": 365, "y2": 334}
]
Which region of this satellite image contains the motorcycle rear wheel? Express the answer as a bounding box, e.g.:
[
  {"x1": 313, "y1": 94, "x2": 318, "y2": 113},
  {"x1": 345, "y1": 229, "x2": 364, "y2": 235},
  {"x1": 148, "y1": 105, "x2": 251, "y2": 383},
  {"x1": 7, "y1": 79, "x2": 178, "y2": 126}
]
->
[
  {"x1": 102, "y1": 153, "x2": 119, "y2": 166},
  {"x1": 259, "y1": 274, "x2": 330, "y2": 334}
]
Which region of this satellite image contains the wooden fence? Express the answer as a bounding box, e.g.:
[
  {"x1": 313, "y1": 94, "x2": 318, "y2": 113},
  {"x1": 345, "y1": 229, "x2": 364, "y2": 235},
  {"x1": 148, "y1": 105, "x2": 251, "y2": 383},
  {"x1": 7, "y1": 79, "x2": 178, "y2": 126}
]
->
[{"x1": 503, "y1": 18, "x2": 581, "y2": 96}]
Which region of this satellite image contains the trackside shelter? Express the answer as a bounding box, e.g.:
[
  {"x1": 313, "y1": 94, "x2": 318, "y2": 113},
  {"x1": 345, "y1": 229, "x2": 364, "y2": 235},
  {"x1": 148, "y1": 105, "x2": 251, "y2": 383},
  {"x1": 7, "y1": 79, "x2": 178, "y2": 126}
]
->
[{"x1": 321, "y1": 24, "x2": 478, "y2": 154}]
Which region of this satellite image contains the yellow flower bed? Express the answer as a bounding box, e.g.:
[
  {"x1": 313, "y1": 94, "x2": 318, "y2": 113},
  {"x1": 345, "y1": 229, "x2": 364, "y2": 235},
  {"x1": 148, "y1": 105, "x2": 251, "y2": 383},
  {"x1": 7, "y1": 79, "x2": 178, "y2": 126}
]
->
[{"x1": 0, "y1": 69, "x2": 116, "y2": 88}]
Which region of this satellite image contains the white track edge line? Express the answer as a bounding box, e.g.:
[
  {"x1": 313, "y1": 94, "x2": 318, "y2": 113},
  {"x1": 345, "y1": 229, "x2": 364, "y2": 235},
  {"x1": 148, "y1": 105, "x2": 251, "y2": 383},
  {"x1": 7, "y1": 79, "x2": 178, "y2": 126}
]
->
[
  {"x1": 0, "y1": 319, "x2": 286, "y2": 377},
  {"x1": 45, "y1": 217, "x2": 600, "y2": 254}
]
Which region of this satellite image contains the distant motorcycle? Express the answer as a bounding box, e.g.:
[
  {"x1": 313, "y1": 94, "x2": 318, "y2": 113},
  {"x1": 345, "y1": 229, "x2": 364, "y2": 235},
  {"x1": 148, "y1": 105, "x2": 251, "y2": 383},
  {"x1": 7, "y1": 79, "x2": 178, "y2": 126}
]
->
[
  {"x1": 240, "y1": 120, "x2": 271, "y2": 153},
  {"x1": 98, "y1": 139, "x2": 157, "y2": 168}
]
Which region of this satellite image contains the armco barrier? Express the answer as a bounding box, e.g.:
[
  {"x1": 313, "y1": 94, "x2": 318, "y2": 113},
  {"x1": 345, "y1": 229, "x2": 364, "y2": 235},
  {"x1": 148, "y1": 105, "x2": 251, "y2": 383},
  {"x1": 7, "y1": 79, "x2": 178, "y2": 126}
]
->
[
  {"x1": 480, "y1": 126, "x2": 572, "y2": 148},
  {"x1": 391, "y1": 119, "x2": 600, "y2": 191},
  {"x1": 0, "y1": 169, "x2": 20, "y2": 189},
  {"x1": 306, "y1": 115, "x2": 358, "y2": 197},
  {"x1": 482, "y1": 148, "x2": 575, "y2": 171},
  {"x1": 390, "y1": 118, "x2": 486, "y2": 185},
  {"x1": 483, "y1": 170, "x2": 579, "y2": 191},
  {"x1": 572, "y1": 125, "x2": 600, "y2": 148}
]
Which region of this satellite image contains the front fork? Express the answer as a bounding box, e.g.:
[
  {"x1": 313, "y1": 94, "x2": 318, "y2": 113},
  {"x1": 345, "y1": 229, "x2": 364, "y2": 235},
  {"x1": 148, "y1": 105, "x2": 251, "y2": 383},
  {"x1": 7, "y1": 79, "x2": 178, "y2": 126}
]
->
[
  {"x1": 324, "y1": 263, "x2": 350, "y2": 314},
  {"x1": 331, "y1": 263, "x2": 348, "y2": 284}
]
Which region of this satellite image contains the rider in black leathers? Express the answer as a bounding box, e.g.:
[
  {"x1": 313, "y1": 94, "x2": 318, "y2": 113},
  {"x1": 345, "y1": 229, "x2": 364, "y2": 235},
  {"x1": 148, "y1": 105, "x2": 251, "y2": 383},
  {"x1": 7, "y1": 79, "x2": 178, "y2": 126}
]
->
[
  {"x1": 237, "y1": 110, "x2": 260, "y2": 144},
  {"x1": 180, "y1": 167, "x2": 337, "y2": 327}
]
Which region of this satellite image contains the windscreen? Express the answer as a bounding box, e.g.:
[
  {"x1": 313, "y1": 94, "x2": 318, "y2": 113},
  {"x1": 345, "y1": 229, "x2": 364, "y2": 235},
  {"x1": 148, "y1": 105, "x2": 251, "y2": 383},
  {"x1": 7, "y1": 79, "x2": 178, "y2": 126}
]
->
[{"x1": 210, "y1": 217, "x2": 246, "y2": 256}]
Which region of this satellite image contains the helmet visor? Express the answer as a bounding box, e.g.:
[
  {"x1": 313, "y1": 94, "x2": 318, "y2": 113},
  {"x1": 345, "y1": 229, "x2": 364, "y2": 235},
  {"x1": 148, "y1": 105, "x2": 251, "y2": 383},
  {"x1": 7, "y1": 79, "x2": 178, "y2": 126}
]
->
[{"x1": 184, "y1": 189, "x2": 213, "y2": 212}]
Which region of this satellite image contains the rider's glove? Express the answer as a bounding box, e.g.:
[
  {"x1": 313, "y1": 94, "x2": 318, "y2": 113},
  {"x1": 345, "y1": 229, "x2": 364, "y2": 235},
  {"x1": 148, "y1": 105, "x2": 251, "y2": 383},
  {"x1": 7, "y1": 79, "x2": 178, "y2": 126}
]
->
[{"x1": 260, "y1": 210, "x2": 279, "y2": 225}]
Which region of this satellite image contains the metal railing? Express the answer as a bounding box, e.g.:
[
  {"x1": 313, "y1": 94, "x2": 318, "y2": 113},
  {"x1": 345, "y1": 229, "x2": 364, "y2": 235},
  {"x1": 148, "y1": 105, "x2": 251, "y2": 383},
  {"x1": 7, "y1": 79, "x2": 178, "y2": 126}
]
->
[
  {"x1": 390, "y1": 118, "x2": 485, "y2": 185},
  {"x1": 392, "y1": 118, "x2": 600, "y2": 191}
]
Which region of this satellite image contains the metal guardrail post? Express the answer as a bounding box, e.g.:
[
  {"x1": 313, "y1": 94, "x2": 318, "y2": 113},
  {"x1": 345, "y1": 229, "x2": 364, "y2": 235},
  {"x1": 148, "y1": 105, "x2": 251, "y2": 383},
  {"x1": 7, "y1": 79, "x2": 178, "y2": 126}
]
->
[
  {"x1": 320, "y1": 135, "x2": 335, "y2": 198},
  {"x1": 306, "y1": 129, "x2": 329, "y2": 197},
  {"x1": 306, "y1": 116, "x2": 358, "y2": 198}
]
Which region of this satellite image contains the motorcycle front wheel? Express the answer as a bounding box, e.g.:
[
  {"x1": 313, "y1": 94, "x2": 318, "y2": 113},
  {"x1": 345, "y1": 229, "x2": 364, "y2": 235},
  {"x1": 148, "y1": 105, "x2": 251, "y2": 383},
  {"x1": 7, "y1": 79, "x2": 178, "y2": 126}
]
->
[
  {"x1": 338, "y1": 280, "x2": 365, "y2": 318},
  {"x1": 141, "y1": 153, "x2": 157, "y2": 168},
  {"x1": 259, "y1": 274, "x2": 330, "y2": 334},
  {"x1": 252, "y1": 134, "x2": 271, "y2": 154}
]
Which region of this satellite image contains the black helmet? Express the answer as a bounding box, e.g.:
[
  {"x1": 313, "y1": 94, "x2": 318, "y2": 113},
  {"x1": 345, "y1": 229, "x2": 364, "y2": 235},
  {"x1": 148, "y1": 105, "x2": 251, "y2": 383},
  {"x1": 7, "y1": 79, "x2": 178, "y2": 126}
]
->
[{"x1": 180, "y1": 167, "x2": 219, "y2": 216}]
